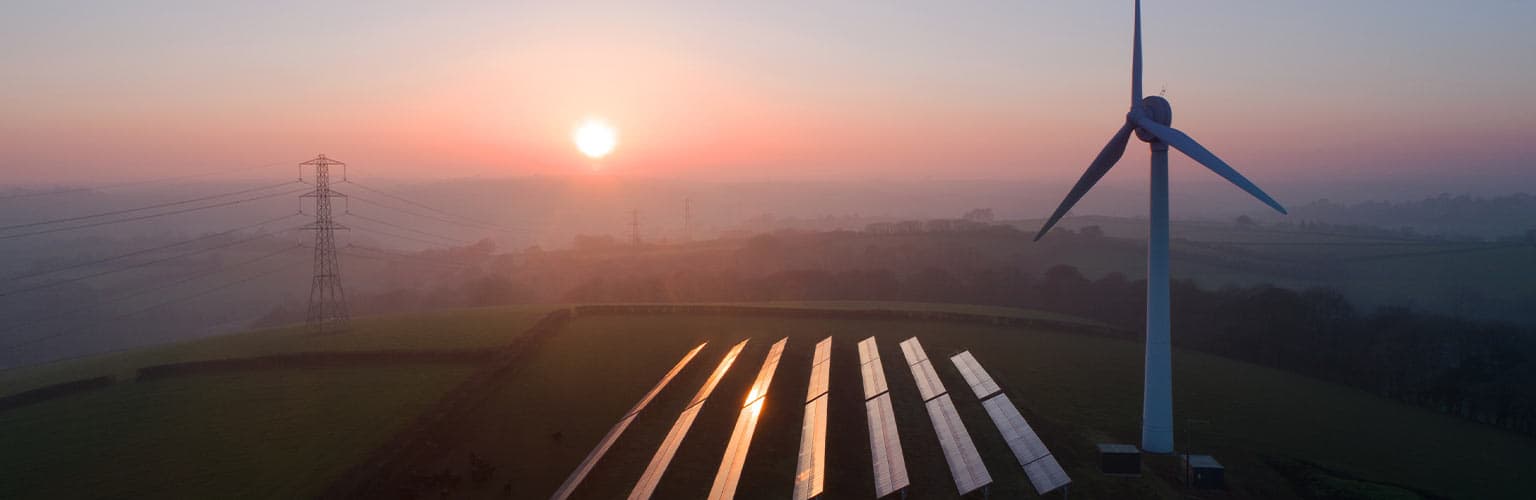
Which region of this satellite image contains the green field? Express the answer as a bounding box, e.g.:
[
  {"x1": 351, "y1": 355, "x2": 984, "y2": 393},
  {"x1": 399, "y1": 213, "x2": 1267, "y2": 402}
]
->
[
  {"x1": 0, "y1": 304, "x2": 554, "y2": 396},
  {"x1": 379, "y1": 311, "x2": 1535, "y2": 500},
  {"x1": 1, "y1": 303, "x2": 1531, "y2": 499},
  {"x1": 0, "y1": 365, "x2": 472, "y2": 499}
]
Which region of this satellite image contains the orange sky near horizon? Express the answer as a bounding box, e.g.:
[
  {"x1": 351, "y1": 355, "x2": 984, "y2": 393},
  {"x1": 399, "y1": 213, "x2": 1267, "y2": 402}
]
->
[{"x1": 1, "y1": 1, "x2": 1532, "y2": 188}]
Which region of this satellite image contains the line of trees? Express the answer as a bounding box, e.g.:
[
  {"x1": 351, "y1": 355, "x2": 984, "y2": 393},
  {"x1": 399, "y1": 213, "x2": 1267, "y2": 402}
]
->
[{"x1": 562, "y1": 264, "x2": 1536, "y2": 435}]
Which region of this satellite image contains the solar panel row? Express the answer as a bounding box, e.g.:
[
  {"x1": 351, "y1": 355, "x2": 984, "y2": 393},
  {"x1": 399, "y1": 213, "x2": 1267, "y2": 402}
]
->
[
  {"x1": 950, "y1": 351, "x2": 1002, "y2": 400},
  {"x1": 805, "y1": 337, "x2": 832, "y2": 402},
  {"x1": 551, "y1": 342, "x2": 708, "y2": 500},
  {"x1": 793, "y1": 337, "x2": 833, "y2": 500},
  {"x1": 709, "y1": 338, "x2": 788, "y2": 500},
  {"x1": 898, "y1": 337, "x2": 928, "y2": 366},
  {"x1": 858, "y1": 337, "x2": 909, "y2": 498},
  {"x1": 901, "y1": 337, "x2": 993, "y2": 496},
  {"x1": 628, "y1": 405, "x2": 703, "y2": 500},
  {"x1": 951, "y1": 351, "x2": 1072, "y2": 495},
  {"x1": 856, "y1": 337, "x2": 888, "y2": 400},
  {"x1": 926, "y1": 394, "x2": 993, "y2": 496},
  {"x1": 864, "y1": 393, "x2": 910, "y2": 498},
  {"x1": 629, "y1": 340, "x2": 750, "y2": 500},
  {"x1": 793, "y1": 391, "x2": 830, "y2": 500}
]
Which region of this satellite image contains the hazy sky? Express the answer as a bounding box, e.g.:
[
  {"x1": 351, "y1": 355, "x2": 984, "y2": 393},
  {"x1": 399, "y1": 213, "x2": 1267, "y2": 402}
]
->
[{"x1": 3, "y1": 1, "x2": 1533, "y2": 194}]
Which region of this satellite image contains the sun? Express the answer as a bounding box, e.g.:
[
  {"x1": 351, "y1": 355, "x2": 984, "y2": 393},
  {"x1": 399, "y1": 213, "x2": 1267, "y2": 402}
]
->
[{"x1": 573, "y1": 118, "x2": 618, "y2": 159}]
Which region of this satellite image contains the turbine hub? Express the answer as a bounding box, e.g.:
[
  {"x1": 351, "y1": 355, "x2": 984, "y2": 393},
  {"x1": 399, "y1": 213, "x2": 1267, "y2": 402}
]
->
[{"x1": 1135, "y1": 95, "x2": 1173, "y2": 143}]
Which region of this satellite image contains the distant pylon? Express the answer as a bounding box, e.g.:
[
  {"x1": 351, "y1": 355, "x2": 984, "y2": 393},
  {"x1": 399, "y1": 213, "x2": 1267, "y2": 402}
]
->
[
  {"x1": 683, "y1": 197, "x2": 692, "y2": 242},
  {"x1": 301, "y1": 154, "x2": 350, "y2": 334},
  {"x1": 629, "y1": 209, "x2": 641, "y2": 246}
]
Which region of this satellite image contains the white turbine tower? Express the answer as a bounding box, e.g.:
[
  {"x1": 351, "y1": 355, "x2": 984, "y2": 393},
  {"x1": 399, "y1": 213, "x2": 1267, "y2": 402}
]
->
[{"x1": 1034, "y1": 0, "x2": 1287, "y2": 454}]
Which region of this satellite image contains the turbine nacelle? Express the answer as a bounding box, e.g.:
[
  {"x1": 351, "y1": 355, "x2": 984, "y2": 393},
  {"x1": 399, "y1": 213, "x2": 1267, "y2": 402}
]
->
[{"x1": 1133, "y1": 96, "x2": 1172, "y2": 143}]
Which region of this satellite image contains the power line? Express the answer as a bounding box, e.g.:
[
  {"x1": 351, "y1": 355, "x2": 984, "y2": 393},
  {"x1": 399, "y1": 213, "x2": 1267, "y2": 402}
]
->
[
  {"x1": 0, "y1": 244, "x2": 305, "y2": 339},
  {"x1": 348, "y1": 223, "x2": 466, "y2": 248},
  {"x1": 3, "y1": 213, "x2": 301, "y2": 282},
  {"x1": 0, "y1": 180, "x2": 299, "y2": 232},
  {"x1": 343, "y1": 211, "x2": 470, "y2": 245},
  {"x1": 1, "y1": 260, "x2": 296, "y2": 351},
  {"x1": 0, "y1": 228, "x2": 298, "y2": 298},
  {"x1": 347, "y1": 194, "x2": 530, "y2": 235},
  {"x1": 344, "y1": 181, "x2": 536, "y2": 234},
  {"x1": 0, "y1": 162, "x2": 286, "y2": 202},
  {"x1": 341, "y1": 244, "x2": 475, "y2": 269},
  {"x1": 0, "y1": 187, "x2": 308, "y2": 241}
]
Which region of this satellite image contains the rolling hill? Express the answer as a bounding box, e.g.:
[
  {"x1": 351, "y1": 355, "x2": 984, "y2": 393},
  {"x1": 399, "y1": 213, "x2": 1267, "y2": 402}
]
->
[{"x1": 0, "y1": 302, "x2": 1530, "y2": 499}]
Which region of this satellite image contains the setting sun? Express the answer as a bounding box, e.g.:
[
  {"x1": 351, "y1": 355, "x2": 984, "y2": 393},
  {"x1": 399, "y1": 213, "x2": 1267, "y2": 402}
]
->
[{"x1": 573, "y1": 118, "x2": 618, "y2": 159}]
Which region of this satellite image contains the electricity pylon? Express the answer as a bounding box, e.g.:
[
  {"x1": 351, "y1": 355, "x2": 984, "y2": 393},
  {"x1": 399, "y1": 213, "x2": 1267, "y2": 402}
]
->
[{"x1": 301, "y1": 154, "x2": 350, "y2": 334}]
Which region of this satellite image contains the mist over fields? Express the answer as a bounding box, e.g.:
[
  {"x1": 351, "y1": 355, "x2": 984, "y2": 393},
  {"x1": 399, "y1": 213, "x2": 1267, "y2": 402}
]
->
[{"x1": 2, "y1": 176, "x2": 1534, "y2": 369}]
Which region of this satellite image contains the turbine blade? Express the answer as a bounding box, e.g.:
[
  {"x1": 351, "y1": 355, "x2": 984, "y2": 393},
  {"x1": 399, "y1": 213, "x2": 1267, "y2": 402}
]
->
[
  {"x1": 1132, "y1": 0, "x2": 1143, "y2": 106},
  {"x1": 1133, "y1": 116, "x2": 1288, "y2": 214},
  {"x1": 1035, "y1": 122, "x2": 1136, "y2": 241}
]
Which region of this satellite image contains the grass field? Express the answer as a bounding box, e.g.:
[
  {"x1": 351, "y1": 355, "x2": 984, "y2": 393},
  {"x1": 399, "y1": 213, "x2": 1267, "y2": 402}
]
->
[
  {"x1": 0, "y1": 365, "x2": 472, "y2": 499},
  {"x1": 399, "y1": 312, "x2": 1534, "y2": 500},
  {"x1": 0, "y1": 304, "x2": 554, "y2": 396}
]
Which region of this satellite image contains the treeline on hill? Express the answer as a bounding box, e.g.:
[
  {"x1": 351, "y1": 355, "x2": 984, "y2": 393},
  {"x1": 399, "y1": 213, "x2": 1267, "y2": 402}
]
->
[{"x1": 562, "y1": 263, "x2": 1536, "y2": 436}]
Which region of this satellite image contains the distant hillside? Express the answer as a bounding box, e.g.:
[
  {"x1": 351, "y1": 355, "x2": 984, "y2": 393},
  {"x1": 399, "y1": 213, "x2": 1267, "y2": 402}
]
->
[{"x1": 1256, "y1": 192, "x2": 1536, "y2": 240}]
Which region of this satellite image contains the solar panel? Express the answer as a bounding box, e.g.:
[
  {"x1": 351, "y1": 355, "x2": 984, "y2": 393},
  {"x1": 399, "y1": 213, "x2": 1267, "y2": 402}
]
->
[
  {"x1": 552, "y1": 342, "x2": 707, "y2": 500},
  {"x1": 949, "y1": 351, "x2": 1002, "y2": 400},
  {"x1": 812, "y1": 336, "x2": 833, "y2": 366},
  {"x1": 708, "y1": 398, "x2": 766, "y2": 500},
  {"x1": 981, "y1": 394, "x2": 1051, "y2": 467},
  {"x1": 1022, "y1": 454, "x2": 1072, "y2": 494},
  {"x1": 628, "y1": 405, "x2": 703, "y2": 500},
  {"x1": 908, "y1": 359, "x2": 945, "y2": 402},
  {"x1": 859, "y1": 355, "x2": 889, "y2": 400},
  {"x1": 691, "y1": 340, "x2": 749, "y2": 408},
  {"x1": 898, "y1": 337, "x2": 927, "y2": 366},
  {"x1": 793, "y1": 394, "x2": 829, "y2": 500},
  {"x1": 805, "y1": 337, "x2": 832, "y2": 402},
  {"x1": 857, "y1": 336, "x2": 880, "y2": 365},
  {"x1": 629, "y1": 341, "x2": 749, "y2": 500},
  {"x1": 708, "y1": 338, "x2": 788, "y2": 500},
  {"x1": 744, "y1": 338, "x2": 788, "y2": 406},
  {"x1": 864, "y1": 393, "x2": 910, "y2": 498},
  {"x1": 626, "y1": 343, "x2": 708, "y2": 418},
  {"x1": 924, "y1": 394, "x2": 992, "y2": 496}
]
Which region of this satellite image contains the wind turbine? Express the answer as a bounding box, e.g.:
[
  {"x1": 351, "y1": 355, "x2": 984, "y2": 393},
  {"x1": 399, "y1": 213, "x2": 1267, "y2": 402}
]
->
[{"x1": 1034, "y1": 0, "x2": 1287, "y2": 454}]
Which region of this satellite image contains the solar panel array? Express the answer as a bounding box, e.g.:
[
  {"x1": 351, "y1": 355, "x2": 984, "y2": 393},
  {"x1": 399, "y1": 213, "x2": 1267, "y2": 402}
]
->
[
  {"x1": 952, "y1": 350, "x2": 1072, "y2": 495},
  {"x1": 899, "y1": 337, "x2": 993, "y2": 496},
  {"x1": 857, "y1": 337, "x2": 909, "y2": 498},
  {"x1": 708, "y1": 338, "x2": 788, "y2": 500},
  {"x1": 629, "y1": 340, "x2": 749, "y2": 500},
  {"x1": 551, "y1": 342, "x2": 707, "y2": 500},
  {"x1": 555, "y1": 337, "x2": 1072, "y2": 500},
  {"x1": 793, "y1": 337, "x2": 833, "y2": 500}
]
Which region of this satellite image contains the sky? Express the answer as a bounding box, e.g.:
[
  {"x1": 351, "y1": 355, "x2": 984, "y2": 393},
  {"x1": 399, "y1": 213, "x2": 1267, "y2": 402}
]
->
[{"x1": 2, "y1": 1, "x2": 1534, "y2": 198}]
